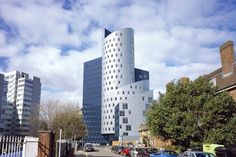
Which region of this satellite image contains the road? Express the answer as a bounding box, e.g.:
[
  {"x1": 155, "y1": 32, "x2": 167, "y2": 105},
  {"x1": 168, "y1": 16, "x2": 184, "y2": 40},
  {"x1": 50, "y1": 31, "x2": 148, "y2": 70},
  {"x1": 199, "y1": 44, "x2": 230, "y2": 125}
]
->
[{"x1": 74, "y1": 146, "x2": 122, "y2": 157}]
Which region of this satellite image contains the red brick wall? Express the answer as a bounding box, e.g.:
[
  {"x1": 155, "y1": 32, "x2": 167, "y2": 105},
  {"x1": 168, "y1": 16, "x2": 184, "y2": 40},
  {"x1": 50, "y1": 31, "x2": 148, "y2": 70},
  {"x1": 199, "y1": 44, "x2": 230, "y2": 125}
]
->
[
  {"x1": 229, "y1": 89, "x2": 236, "y2": 102},
  {"x1": 220, "y1": 41, "x2": 235, "y2": 75},
  {"x1": 38, "y1": 131, "x2": 55, "y2": 157}
]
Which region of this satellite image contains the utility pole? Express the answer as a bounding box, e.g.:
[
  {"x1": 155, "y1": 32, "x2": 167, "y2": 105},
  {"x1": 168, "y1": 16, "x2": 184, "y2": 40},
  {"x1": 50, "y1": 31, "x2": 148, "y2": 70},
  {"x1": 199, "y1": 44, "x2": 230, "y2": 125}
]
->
[{"x1": 58, "y1": 129, "x2": 62, "y2": 157}]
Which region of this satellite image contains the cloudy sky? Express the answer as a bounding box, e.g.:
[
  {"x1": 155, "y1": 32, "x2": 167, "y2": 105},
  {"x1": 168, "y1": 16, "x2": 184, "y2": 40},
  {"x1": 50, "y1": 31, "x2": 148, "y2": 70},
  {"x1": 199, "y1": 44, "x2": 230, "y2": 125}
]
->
[{"x1": 0, "y1": 0, "x2": 236, "y2": 105}]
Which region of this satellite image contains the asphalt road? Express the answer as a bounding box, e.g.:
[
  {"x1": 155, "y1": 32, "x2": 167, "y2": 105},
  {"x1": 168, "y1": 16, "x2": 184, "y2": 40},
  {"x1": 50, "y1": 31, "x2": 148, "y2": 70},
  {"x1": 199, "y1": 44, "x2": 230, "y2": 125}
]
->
[{"x1": 74, "y1": 146, "x2": 123, "y2": 157}]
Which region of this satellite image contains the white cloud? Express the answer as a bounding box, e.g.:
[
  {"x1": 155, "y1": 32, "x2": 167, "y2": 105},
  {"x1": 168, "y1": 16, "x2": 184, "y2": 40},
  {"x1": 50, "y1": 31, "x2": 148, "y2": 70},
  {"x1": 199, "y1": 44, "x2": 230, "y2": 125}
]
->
[
  {"x1": 41, "y1": 88, "x2": 82, "y2": 104},
  {"x1": 5, "y1": 28, "x2": 102, "y2": 105},
  {"x1": 0, "y1": 1, "x2": 85, "y2": 47},
  {"x1": 0, "y1": 0, "x2": 236, "y2": 105},
  {"x1": 0, "y1": 31, "x2": 23, "y2": 57}
]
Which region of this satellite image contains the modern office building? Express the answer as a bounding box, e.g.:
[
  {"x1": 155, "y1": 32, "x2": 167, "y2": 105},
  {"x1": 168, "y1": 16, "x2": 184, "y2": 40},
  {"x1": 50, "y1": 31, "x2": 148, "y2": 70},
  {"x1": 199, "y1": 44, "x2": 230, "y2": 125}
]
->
[
  {"x1": 83, "y1": 28, "x2": 153, "y2": 144},
  {"x1": 0, "y1": 74, "x2": 7, "y2": 133},
  {"x1": 102, "y1": 28, "x2": 153, "y2": 142},
  {"x1": 0, "y1": 74, "x2": 4, "y2": 132},
  {"x1": 1, "y1": 71, "x2": 41, "y2": 135},
  {"x1": 82, "y1": 57, "x2": 108, "y2": 144}
]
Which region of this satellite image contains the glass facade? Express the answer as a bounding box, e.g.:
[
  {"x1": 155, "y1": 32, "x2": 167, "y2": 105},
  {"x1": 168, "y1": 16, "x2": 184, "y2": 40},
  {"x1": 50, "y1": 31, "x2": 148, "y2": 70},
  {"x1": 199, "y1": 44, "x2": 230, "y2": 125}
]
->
[
  {"x1": 82, "y1": 57, "x2": 108, "y2": 144},
  {"x1": 114, "y1": 103, "x2": 120, "y2": 139},
  {"x1": 134, "y1": 68, "x2": 149, "y2": 82},
  {"x1": 0, "y1": 74, "x2": 4, "y2": 132}
]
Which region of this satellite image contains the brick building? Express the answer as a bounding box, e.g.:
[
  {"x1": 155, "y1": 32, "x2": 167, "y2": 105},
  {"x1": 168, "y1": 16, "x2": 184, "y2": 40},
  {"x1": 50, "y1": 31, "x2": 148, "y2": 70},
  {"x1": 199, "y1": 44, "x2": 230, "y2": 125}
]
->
[
  {"x1": 205, "y1": 40, "x2": 236, "y2": 101},
  {"x1": 138, "y1": 124, "x2": 173, "y2": 149}
]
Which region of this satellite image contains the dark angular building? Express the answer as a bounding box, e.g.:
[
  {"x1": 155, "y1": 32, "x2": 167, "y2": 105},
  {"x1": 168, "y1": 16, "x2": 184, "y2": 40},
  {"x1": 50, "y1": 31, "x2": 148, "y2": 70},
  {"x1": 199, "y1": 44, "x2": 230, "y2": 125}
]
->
[
  {"x1": 134, "y1": 68, "x2": 149, "y2": 82},
  {"x1": 0, "y1": 74, "x2": 5, "y2": 132},
  {"x1": 82, "y1": 57, "x2": 108, "y2": 144}
]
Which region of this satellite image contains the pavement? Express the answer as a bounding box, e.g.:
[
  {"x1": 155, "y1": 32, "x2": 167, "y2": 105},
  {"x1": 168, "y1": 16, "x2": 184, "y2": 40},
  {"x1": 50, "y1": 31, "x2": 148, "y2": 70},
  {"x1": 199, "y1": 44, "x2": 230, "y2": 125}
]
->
[
  {"x1": 74, "y1": 146, "x2": 121, "y2": 157},
  {"x1": 74, "y1": 150, "x2": 85, "y2": 157}
]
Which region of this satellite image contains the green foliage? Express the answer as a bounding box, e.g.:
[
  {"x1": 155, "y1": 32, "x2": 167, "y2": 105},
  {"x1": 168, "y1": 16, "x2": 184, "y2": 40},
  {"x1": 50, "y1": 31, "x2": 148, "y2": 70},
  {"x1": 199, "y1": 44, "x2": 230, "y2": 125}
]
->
[
  {"x1": 52, "y1": 105, "x2": 86, "y2": 140},
  {"x1": 146, "y1": 77, "x2": 236, "y2": 150},
  {"x1": 39, "y1": 100, "x2": 86, "y2": 140}
]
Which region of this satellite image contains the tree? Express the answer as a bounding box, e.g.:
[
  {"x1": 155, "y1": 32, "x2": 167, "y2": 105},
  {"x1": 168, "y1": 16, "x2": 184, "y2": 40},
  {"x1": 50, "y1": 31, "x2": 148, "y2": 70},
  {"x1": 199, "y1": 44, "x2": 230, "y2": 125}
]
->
[
  {"x1": 146, "y1": 77, "x2": 236, "y2": 151},
  {"x1": 38, "y1": 100, "x2": 86, "y2": 140},
  {"x1": 40, "y1": 100, "x2": 61, "y2": 130},
  {"x1": 51, "y1": 103, "x2": 86, "y2": 139}
]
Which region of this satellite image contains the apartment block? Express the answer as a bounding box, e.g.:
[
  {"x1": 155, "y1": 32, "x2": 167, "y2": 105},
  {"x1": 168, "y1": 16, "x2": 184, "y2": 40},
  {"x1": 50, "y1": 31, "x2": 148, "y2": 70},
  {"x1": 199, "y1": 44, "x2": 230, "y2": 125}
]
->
[
  {"x1": 0, "y1": 74, "x2": 7, "y2": 133},
  {"x1": 0, "y1": 71, "x2": 41, "y2": 135}
]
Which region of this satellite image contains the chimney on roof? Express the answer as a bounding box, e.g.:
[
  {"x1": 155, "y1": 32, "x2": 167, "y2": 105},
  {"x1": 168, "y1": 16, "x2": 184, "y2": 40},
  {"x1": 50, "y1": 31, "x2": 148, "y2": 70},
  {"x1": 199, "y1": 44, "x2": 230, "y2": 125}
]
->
[
  {"x1": 180, "y1": 77, "x2": 190, "y2": 84},
  {"x1": 220, "y1": 40, "x2": 235, "y2": 76}
]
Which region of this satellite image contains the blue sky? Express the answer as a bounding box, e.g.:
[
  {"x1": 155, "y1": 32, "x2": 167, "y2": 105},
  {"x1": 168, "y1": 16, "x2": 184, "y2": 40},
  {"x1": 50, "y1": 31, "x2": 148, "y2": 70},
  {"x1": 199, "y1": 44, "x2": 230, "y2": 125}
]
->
[{"x1": 0, "y1": 0, "x2": 236, "y2": 104}]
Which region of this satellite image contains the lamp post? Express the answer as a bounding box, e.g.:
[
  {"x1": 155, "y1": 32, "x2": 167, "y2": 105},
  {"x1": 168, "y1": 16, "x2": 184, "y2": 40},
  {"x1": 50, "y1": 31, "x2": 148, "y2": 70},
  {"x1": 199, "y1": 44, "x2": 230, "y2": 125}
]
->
[{"x1": 58, "y1": 129, "x2": 62, "y2": 157}]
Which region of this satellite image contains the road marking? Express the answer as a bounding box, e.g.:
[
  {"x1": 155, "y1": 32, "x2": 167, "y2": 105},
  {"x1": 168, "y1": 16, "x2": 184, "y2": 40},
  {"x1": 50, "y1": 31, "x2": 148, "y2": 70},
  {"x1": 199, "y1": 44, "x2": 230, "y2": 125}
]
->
[{"x1": 84, "y1": 152, "x2": 88, "y2": 157}]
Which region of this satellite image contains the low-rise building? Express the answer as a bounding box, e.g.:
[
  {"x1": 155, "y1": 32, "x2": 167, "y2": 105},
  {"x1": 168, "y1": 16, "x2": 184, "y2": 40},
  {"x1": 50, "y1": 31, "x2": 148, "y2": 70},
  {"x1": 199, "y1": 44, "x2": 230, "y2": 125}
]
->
[
  {"x1": 138, "y1": 124, "x2": 173, "y2": 149},
  {"x1": 139, "y1": 40, "x2": 236, "y2": 149},
  {"x1": 205, "y1": 40, "x2": 236, "y2": 101}
]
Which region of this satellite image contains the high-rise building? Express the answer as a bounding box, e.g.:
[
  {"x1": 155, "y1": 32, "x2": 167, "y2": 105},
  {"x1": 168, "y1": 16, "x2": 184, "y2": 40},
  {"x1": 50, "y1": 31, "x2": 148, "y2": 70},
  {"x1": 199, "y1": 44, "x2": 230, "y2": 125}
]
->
[
  {"x1": 83, "y1": 28, "x2": 153, "y2": 143},
  {"x1": 0, "y1": 74, "x2": 7, "y2": 133},
  {"x1": 82, "y1": 57, "x2": 108, "y2": 144},
  {"x1": 101, "y1": 28, "x2": 153, "y2": 142},
  {"x1": 1, "y1": 71, "x2": 41, "y2": 135}
]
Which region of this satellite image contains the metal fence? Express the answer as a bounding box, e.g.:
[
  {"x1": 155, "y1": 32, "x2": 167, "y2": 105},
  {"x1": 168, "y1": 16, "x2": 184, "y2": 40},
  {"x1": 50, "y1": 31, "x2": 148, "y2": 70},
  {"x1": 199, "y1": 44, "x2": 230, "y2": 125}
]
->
[
  {"x1": 0, "y1": 135, "x2": 23, "y2": 157},
  {"x1": 56, "y1": 139, "x2": 76, "y2": 157},
  {"x1": 0, "y1": 135, "x2": 39, "y2": 157}
]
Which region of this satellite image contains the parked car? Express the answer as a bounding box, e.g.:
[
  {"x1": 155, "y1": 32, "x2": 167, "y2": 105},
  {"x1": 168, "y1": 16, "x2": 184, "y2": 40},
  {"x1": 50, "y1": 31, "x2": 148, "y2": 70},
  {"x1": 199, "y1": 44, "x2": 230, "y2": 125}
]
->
[
  {"x1": 215, "y1": 146, "x2": 236, "y2": 157},
  {"x1": 83, "y1": 143, "x2": 94, "y2": 152},
  {"x1": 130, "y1": 147, "x2": 154, "y2": 157},
  {"x1": 121, "y1": 147, "x2": 132, "y2": 156},
  {"x1": 117, "y1": 146, "x2": 125, "y2": 154},
  {"x1": 179, "y1": 150, "x2": 216, "y2": 157},
  {"x1": 111, "y1": 145, "x2": 125, "y2": 154},
  {"x1": 111, "y1": 145, "x2": 118, "y2": 153},
  {"x1": 135, "y1": 147, "x2": 159, "y2": 157},
  {"x1": 130, "y1": 147, "x2": 144, "y2": 157},
  {"x1": 150, "y1": 150, "x2": 179, "y2": 157},
  {"x1": 111, "y1": 145, "x2": 116, "y2": 153}
]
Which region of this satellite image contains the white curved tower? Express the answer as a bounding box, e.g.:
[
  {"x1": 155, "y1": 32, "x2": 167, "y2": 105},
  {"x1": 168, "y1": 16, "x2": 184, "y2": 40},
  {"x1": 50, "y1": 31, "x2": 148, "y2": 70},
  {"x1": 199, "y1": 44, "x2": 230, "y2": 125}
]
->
[
  {"x1": 101, "y1": 28, "x2": 153, "y2": 141},
  {"x1": 102, "y1": 28, "x2": 134, "y2": 91}
]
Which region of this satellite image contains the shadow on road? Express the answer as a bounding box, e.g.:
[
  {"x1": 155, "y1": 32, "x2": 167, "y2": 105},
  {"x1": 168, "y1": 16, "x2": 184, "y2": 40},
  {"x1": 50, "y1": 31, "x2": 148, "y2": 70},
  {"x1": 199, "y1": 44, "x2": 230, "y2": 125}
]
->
[
  {"x1": 86, "y1": 149, "x2": 99, "y2": 152},
  {"x1": 87, "y1": 156, "x2": 118, "y2": 157}
]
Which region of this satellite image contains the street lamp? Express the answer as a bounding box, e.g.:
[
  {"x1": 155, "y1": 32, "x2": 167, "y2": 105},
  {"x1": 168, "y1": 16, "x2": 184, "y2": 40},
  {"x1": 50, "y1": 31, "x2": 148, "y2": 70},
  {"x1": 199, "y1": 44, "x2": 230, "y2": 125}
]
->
[{"x1": 58, "y1": 129, "x2": 62, "y2": 157}]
